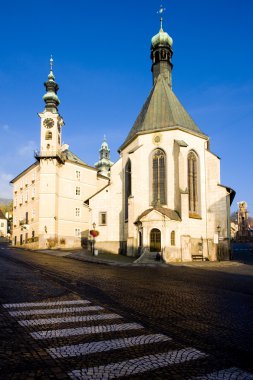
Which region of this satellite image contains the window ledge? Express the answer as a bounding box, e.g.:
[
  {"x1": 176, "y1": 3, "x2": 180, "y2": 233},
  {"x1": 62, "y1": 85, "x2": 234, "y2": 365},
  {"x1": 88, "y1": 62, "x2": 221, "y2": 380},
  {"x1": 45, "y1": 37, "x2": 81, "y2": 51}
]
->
[{"x1": 189, "y1": 213, "x2": 202, "y2": 220}]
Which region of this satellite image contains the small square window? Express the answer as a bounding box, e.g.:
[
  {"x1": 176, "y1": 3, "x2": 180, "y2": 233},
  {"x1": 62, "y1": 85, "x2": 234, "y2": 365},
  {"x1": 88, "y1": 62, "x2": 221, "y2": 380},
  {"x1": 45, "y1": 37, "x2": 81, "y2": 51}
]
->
[
  {"x1": 76, "y1": 186, "x2": 81, "y2": 196},
  {"x1": 76, "y1": 170, "x2": 81, "y2": 180},
  {"x1": 75, "y1": 228, "x2": 81, "y2": 237},
  {"x1": 99, "y1": 212, "x2": 107, "y2": 226},
  {"x1": 75, "y1": 208, "x2": 80, "y2": 217}
]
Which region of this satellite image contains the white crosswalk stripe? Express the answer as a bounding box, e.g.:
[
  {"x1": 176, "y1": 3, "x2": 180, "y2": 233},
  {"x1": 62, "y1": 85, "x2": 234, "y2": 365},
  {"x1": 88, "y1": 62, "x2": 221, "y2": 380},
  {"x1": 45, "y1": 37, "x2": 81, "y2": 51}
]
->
[
  {"x1": 31, "y1": 322, "x2": 144, "y2": 340},
  {"x1": 47, "y1": 333, "x2": 171, "y2": 358},
  {"x1": 3, "y1": 300, "x2": 91, "y2": 308},
  {"x1": 18, "y1": 313, "x2": 122, "y2": 327},
  {"x1": 9, "y1": 305, "x2": 100, "y2": 317},
  {"x1": 3, "y1": 298, "x2": 253, "y2": 379},
  {"x1": 68, "y1": 348, "x2": 207, "y2": 379}
]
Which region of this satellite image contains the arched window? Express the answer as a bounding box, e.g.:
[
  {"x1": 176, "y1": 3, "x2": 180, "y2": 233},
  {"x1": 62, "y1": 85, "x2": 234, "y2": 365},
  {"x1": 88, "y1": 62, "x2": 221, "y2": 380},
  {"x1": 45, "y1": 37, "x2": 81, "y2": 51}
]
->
[
  {"x1": 45, "y1": 131, "x2": 52, "y2": 140},
  {"x1": 188, "y1": 151, "x2": 199, "y2": 214},
  {"x1": 125, "y1": 159, "x2": 132, "y2": 220},
  {"x1": 171, "y1": 231, "x2": 175, "y2": 246},
  {"x1": 152, "y1": 149, "x2": 166, "y2": 205}
]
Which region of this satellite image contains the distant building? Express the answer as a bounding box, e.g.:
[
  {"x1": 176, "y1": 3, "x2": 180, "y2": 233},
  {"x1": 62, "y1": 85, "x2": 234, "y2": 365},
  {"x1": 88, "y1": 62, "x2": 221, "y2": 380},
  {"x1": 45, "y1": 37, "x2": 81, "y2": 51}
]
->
[
  {"x1": 236, "y1": 201, "x2": 252, "y2": 242},
  {"x1": 0, "y1": 210, "x2": 7, "y2": 237},
  {"x1": 10, "y1": 16, "x2": 235, "y2": 261}
]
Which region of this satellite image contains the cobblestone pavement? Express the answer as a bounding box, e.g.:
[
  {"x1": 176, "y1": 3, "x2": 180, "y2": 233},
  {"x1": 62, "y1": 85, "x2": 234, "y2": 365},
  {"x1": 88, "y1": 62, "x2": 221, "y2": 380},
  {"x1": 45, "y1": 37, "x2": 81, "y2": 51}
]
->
[{"x1": 1, "y1": 243, "x2": 253, "y2": 379}]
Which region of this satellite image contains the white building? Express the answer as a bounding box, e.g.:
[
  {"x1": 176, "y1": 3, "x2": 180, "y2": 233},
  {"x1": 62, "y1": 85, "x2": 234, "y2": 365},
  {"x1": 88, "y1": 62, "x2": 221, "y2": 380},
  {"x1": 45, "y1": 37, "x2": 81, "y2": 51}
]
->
[
  {"x1": 11, "y1": 20, "x2": 235, "y2": 261},
  {"x1": 0, "y1": 210, "x2": 8, "y2": 238}
]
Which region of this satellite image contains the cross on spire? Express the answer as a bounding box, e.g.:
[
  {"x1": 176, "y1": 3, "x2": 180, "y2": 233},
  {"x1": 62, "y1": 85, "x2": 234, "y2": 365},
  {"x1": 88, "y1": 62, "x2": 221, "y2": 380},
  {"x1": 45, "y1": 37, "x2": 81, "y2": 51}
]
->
[
  {"x1": 157, "y1": 4, "x2": 166, "y2": 30},
  {"x1": 50, "y1": 55, "x2": 54, "y2": 72}
]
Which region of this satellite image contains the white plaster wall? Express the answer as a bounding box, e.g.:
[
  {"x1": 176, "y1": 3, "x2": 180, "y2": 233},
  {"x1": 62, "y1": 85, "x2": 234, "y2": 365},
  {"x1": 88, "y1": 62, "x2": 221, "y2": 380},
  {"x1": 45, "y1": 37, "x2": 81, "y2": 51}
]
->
[{"x1": 89, "y1": 158, "x2": 123, "y2": 250}]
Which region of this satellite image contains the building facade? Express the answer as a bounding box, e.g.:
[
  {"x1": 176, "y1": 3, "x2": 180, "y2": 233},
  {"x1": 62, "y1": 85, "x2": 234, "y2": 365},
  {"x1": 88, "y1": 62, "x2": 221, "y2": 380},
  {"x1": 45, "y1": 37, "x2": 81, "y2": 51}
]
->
[
  {"x1": 11, "y1": 20, "x2": 235, "y2": 261},
  {"x1": 11, "y1": 59, "x2": 109, "y2": 249},
  {"x1": 0, "y1": 210, "x2": 7, "y2": 238}
]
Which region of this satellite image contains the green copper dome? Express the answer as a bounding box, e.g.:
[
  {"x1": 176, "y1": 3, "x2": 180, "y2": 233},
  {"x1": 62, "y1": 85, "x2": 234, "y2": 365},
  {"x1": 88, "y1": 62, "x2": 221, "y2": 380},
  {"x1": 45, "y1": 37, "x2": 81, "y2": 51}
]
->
[{"x1": 151, "y1": 27, "x2": 173, "y2": 48}]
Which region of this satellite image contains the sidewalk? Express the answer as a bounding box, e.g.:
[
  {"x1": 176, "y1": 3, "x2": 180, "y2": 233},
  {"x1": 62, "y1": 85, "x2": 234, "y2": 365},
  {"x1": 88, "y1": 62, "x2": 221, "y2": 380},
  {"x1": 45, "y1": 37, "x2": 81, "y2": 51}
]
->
[
  {"x1": 36, "y1": 248, "x2": 137, "y2": 266},
  {"x1": 33, "y1": 247, "x2": 253, "y2": 272}
]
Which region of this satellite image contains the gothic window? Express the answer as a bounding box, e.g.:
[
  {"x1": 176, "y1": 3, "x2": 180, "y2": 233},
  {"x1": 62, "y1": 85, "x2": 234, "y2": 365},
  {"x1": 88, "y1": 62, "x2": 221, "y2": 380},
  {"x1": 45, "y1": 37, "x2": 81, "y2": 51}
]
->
[
  {"x1": 45, "y1": 131, "x2": 52, "y2": 140},
  {"x1": 125, "y1": 159, "x2": 132, "y2": 220},
  {"x1": 188, "y1": 151, "x2": 199, "y2": 215},
  {"x1": 152, "y1": 149, "x2": 166, "y2": 205},
  {"x1": 171, "y1": 231, "x2": 175, "y2": 246}
]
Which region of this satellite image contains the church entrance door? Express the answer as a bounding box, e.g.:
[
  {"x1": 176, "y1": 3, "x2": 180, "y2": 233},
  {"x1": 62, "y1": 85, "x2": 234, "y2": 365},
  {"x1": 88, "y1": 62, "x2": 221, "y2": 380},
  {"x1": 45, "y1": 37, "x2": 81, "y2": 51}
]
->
[{"x1": 150, "y1": 228, "x2": 161, "y2": 252}]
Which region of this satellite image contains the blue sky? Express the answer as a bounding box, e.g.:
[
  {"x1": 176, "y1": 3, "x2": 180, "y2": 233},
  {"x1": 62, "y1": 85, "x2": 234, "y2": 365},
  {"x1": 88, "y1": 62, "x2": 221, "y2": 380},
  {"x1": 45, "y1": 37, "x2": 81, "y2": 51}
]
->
[{"x1": 0, "y1": 0, "x2": 252, "y2": 214}]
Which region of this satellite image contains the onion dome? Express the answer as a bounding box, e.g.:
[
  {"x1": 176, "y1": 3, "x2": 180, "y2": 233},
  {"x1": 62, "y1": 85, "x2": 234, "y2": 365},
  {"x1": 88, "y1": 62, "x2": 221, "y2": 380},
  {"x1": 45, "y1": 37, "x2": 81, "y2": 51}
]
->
[
  {"x1": 43, "y1": 56, "x2": 60, "y2": 113},
  {"x1": 151, "y1": 26, "x2": 173, "y2": 48}
]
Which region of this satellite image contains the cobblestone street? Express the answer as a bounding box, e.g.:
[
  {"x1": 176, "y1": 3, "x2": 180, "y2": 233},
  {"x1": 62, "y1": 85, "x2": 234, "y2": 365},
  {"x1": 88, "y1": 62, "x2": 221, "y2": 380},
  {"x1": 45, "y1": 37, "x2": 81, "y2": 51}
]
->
[{"x1": 1, "y1": 242, "x2": 253, "y2": 379}]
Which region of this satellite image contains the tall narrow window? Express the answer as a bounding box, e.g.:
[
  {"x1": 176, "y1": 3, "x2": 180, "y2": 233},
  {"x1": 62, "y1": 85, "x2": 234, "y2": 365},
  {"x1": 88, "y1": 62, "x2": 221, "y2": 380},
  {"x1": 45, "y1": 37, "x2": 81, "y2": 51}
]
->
[
  {"x1": 125, "y1": 159, "x2": 132, "y2": 220},
  {"x1": 99, "y1": 212, "x2": 107, "y2": 226},
  {"x1": 152, "y1": 149, "x2": 166, "y2": 205},
  {"x1": 76, "y1": 186, "x2": 80, "y2": 196},
  {"x1": 188, "y1": 151, "x2": 199, "y2": 215},
  {"x1": 171, "y1": 231, "x2": 175, "y2": 246}
]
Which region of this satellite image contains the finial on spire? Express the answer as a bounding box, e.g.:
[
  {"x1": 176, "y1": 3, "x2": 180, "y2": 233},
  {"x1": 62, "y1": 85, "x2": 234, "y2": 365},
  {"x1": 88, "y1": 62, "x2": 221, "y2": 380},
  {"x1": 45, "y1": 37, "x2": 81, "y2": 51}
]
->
[
  {"x1": 50, "y1": 55, "x2": 54, "y2": 72},
  {"x1": 157, "y1": 4, "x2": 166, "y2": 30}
]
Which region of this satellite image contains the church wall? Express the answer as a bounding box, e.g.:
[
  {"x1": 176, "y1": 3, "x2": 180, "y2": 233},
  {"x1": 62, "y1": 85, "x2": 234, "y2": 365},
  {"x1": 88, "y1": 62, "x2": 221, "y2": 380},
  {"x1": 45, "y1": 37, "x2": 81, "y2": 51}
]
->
[
  {"x1": 89, "y1": 158, "x2": 123, "y2": 254},
  {"x1": 121, "y1": 130, "x2": 210, "y2": 254}
]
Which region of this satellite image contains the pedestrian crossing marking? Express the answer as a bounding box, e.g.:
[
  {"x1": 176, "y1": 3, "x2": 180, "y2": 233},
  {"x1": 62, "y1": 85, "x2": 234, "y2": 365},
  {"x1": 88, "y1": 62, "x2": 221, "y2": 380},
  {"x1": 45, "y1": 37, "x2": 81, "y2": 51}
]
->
[
  {"x1": 3, "y1": 298, "x2": 253, "y2": 379},
  {"x1": 3, "y1": 300, "x2": 91, "y2": 309},
  {"x1": 9, "y1": 306, "x2": 100, "y2": 317},
  {"x1": 19, "y1": 313, "x2": 122, "y2": 327},
  {"x1": 47, "y1": 333, "x2": 171, "y2": 358},
  {"x1": 68, "y1": 348, "x2": 207, "y2": 379},
  {"x1": 31, "y1": 322, "x2": 144, "y2": 340}
]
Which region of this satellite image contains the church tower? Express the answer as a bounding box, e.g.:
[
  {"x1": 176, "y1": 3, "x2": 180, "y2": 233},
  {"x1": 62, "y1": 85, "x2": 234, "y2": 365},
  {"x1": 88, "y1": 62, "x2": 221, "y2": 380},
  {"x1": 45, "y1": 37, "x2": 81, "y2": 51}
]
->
[
  {"x1": 37, "y1": 57, "x2": 64, "y2": 160},
  {"x1": 95, "y1": 136, "x2": 114, "y2": 177},
  {"x1": 151, "y1": 12, "x2": 173, "y2": 86},
  {"x1": 35, "y1": 57, "x2": 65, "y2": 248}
]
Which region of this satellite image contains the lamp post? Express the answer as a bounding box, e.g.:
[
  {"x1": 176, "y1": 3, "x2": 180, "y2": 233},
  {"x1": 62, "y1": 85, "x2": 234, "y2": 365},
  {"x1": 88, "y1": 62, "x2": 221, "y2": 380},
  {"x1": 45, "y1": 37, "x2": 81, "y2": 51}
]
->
[
  {"x1": 92, "y1": 222, "x2": 96, "y2": 255},
  {"x1": 217, "y1": 225, "x2": 221, "y2": 261}
]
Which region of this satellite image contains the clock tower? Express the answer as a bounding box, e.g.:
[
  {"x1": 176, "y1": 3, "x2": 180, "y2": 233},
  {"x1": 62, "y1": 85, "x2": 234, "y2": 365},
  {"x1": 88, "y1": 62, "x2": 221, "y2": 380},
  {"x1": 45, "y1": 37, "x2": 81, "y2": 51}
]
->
[{"x1": 37, "y1": 56, "x2": 64, "y2": 159}]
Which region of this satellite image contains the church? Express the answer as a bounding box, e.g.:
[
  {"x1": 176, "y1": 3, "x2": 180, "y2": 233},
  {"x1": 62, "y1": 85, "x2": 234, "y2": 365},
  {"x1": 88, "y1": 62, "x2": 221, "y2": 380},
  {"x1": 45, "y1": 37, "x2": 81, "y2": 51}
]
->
[{"x1": 10, "y1": 15, "x2": 235, "y2": 262}]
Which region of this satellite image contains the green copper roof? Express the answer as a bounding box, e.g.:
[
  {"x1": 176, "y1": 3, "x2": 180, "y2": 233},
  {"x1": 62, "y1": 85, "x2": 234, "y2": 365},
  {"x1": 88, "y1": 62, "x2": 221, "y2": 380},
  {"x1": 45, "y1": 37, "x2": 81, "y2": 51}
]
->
[
  {"x1": 119, "y1": 75, "x2": 208, "y2": 151},
  {"x1": 151, "y1": 27, "x2": 173, "y2": 47}
]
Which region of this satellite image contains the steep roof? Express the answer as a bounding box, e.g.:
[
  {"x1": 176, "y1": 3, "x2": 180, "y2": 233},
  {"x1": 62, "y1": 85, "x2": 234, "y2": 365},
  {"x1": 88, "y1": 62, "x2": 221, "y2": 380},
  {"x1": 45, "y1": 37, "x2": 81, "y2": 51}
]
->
[
  {"x1": 119, "y1": 75, "x2": 208, "y2": 151},
  {"x1": 0, "y1": 210, "x2": 7, "y2": 220},
  {"x1": 63, "y1": 150, "x2": 88, "y2": 166}
]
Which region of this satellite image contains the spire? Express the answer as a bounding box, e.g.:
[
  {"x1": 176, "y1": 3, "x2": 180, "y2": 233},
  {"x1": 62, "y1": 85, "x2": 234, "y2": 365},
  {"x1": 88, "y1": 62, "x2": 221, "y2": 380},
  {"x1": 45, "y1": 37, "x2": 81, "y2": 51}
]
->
[
  {"x1": 151, "y1": 4, "x2": 173, "y2": 86},
  {"x1": 94, "y1": 136, "x2": 114, "y2": 177},
  {"x1": 157, "y1": 4, "x2": 166, "y2": 31},
  {"x1": 43, "y1": 56, "x2": 60, "y2": 113}
]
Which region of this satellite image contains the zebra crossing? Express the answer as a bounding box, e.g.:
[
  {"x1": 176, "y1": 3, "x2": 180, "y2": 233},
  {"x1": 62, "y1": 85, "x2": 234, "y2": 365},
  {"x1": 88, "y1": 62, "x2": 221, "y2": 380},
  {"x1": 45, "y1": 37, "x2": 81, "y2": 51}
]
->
[{"x1": 3, "y1": 298, "x2": 253, "y2": 379}]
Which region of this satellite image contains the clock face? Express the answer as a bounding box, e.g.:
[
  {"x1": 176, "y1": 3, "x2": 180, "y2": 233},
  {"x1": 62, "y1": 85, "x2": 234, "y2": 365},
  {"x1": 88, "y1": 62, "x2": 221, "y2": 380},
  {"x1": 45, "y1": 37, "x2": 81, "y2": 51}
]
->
[{"x1": 43, "y1": 118, "x2": 54, "y2": 129}]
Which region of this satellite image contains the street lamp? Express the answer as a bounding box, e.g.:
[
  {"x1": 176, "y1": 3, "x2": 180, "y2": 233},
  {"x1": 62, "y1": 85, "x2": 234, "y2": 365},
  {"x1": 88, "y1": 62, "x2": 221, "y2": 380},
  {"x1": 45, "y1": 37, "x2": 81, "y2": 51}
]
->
[
  {"x1": 217, "y1": 225, "x2": 221, "y2": 260},
  {"x1": 92, "y1": 222, "x2": 96, "y2": 255}
]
